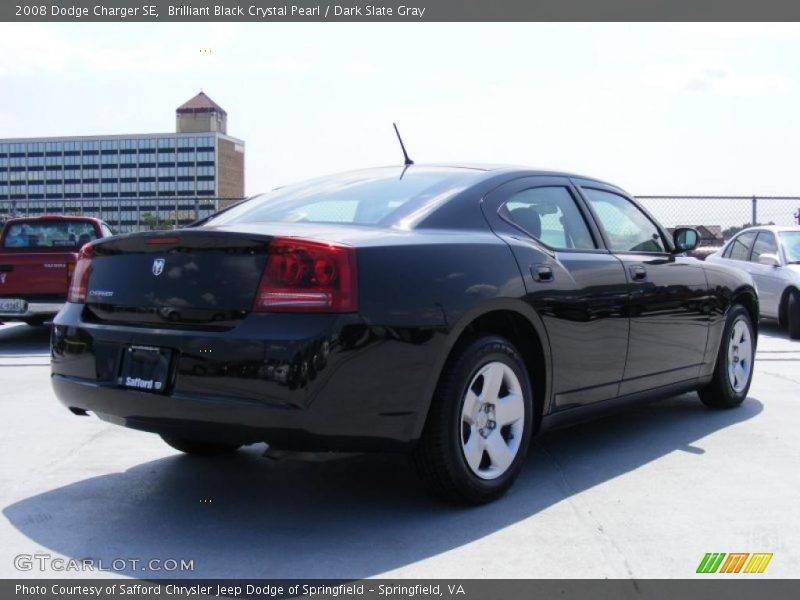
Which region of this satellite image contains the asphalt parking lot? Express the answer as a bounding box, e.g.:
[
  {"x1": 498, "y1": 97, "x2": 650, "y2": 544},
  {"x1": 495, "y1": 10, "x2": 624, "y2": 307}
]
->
[{"x1": 0, "y1": 320, "x2": 797, "y2": 579}]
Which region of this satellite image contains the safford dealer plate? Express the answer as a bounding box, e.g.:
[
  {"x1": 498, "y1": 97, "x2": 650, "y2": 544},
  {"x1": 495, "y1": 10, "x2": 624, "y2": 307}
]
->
[
  {"x1": 118, "y1": 345, "x2": 172, "y2": 394},
  {"x1": 0, "y1": 299, "x2": 26, "y2": 313}
]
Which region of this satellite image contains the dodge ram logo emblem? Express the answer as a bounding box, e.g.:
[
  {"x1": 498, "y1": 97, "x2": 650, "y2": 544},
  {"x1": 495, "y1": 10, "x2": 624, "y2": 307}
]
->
[{"x1": 152, "y1": 258, "x2": 165, "y2": 277}]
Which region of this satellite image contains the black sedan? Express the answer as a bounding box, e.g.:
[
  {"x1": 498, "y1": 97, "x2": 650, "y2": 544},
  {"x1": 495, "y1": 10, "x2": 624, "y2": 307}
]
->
[{"x1": 51, "y1": 165, "x2": 758, "y2": 503}]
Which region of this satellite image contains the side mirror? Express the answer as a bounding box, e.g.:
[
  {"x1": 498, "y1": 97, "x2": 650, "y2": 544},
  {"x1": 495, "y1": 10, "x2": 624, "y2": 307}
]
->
[
  {"x1": 672, "y1": 227, "x2": 699, "y2": 253},
  {"x1": 758, "y1": 253, "x2": 781, "y2": 267}
]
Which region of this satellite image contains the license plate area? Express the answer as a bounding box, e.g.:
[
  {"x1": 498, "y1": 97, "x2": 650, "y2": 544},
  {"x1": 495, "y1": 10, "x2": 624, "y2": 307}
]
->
[
  {"x1": 0, "y1": 299, "x2": 26, "y2": 313},
  {"x1": 118, "y1": 345, "x2": 172, "y2": 394}
]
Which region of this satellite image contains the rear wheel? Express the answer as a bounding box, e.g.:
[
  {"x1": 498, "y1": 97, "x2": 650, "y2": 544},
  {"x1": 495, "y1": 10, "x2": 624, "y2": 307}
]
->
[
  {"x1": 413, "y1": 335, "x2": 533, "y2": 504},
  {"x1": 698, "y1": 305, "x2": 755, "y2": 409},
  {"x1": 787, "y1": 289, "x2": 800, "y2": 340},
  {"x1": 160, "y1": 434, "x2": 241, "y2": 456}
]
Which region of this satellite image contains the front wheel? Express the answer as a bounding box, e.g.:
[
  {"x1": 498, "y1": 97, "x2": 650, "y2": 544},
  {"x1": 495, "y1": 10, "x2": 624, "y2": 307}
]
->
[
  {"x1": 413, "y1": 335, "x2": 534, "y2": 504},
  {"x1": 160, "y1": 434, "x2": 241, "y2": 456},
  {"x1": 698, "y1": 305, "x2": 755, "y2": 409}
]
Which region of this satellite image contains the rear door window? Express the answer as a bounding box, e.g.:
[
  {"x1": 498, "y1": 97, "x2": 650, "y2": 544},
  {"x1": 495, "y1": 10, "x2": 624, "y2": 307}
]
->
[
  {"x1": 2, "y1": 221, "x2": 98, "y2": 249},
  {"x1": 750, "y1": 231, "x2": 778, "y2": 263},
  {"x1": 728, "y1": 231, "x2": 757, "y2": 261},
  {"x1": 500, "y1": 186, "x2": 595, "y2": 250}
]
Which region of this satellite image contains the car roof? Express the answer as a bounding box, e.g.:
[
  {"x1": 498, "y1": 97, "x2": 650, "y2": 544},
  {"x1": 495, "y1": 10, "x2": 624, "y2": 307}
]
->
[
  {"x1": 734, "y1": 225, "x2": 800, "y2": 234},
  {"x1": 3, "y1": 215, "x2": 102, "y2": 225},
  {"x1": 361, "y1": 163, "x2": 620, "y2": 186}
]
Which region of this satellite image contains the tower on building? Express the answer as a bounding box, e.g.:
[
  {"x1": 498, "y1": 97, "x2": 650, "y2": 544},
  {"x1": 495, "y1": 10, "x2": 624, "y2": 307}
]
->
[{"x1": 176, "y1": 91, "x2": 228, "y2": 134}]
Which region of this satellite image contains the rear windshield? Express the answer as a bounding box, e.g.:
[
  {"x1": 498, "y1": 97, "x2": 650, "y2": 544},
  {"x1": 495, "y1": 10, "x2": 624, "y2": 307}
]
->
[
  {"x1": 2, "y1": 221, "x2": 98, "y2": 249},
  {"x1": 206, "y1": 167, "x2": 484, "y2": 228}
]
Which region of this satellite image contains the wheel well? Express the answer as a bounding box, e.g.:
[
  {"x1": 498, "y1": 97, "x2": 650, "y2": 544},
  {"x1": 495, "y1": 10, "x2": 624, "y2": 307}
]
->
[
  {"x1": 778, "y1": 286, "x2": 799, "y2": 327},
  {"x1": 733, "y1": 290, "x2": 759, "y2": 336},
  {"x1": 447, "y1": 310, "x2": 547, "y2": 431}
]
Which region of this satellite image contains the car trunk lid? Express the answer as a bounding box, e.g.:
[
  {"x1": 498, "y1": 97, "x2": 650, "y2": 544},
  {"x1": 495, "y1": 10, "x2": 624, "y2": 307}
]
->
[
  {"x1": 83, "y1": 230, "x2": 273, "y2": 329},
  {"x1": 0, "y1": 252, "x2": 76, "y2": 297}
]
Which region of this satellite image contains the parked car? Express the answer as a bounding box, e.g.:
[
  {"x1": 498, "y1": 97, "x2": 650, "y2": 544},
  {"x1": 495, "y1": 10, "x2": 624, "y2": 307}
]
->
[
  {"x1": 707, "y1": 226, "x2": 800, "y2": 339},
  {"x1": 0, "y1": 215, "x2": 112, "y2": 326},
  {"x1": 51, "y1": 165, "x2": 759, "y2": 503}
]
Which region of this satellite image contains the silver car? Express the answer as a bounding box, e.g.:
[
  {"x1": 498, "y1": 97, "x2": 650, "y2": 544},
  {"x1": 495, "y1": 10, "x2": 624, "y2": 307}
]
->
[{"x1": 707, "y1": 226, "x2": 800, "y2": 339}]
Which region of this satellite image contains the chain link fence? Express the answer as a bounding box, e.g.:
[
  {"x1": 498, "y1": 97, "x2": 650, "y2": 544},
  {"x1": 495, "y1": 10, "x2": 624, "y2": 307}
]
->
[
  {"x1": 636, "y1": 196, "x2": 800, "y2": 256},
  {"x1": 637, "y1": 196, "x2": 800, "y2": 229},
  {"x1": 0, "y1": 197, "x2": 243, "y2": 233}
]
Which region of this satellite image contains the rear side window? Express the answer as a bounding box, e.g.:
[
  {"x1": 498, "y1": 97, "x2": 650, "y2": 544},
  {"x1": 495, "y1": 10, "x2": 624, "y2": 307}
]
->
[
  {"x1": 2, "y1": 221, "x2": 98, "y2": 249},
  {"x1": 728, "y1": 231, "x2": 757, "y2": 261},
  {"x1": 582, "y1": 188, "x2": 666, "y2": 253},
  {"x1": 750, "y1": 231, "x2": 778, "y2": 263},
  {"x1": 501, "y1": 186, "x2": 595, "y2": 250}
]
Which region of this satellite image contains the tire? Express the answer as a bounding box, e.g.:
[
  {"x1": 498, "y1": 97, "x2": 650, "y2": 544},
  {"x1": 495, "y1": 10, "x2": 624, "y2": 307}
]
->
[
  {"x1": 698, "y1": 305, "x2": 755, "y2": 409},
  {"x1": 160, "y1": 434, "x2": 241, "y2": 456},
  {"x1": 413, "y1": 335, "x2": 534, "y2": 504},
  {"x1": 787, "y1": 289, "x2": 800, "y2": 340}
]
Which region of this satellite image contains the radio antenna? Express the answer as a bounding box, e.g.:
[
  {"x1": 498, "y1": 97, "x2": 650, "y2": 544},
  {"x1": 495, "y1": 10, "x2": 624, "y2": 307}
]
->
[{"x1": 393, "y1": 123, "x2": 414, "y2": 166}]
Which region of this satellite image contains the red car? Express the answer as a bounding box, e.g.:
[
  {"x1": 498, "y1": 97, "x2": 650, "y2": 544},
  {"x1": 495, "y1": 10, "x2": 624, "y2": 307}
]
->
[{"x1": 0, "y1": 215, "x2": 112, "y2": 326}]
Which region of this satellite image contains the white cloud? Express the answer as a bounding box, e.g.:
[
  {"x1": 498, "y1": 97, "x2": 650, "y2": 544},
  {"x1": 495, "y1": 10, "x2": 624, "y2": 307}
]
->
[
  {"x1": 259, "y1": 57, "x2": 312, "y2": 72},
  {"x1": 343, "y1": 62, "x2": 378, "y2": 74},
  {"x1": 0, "y1": 24, "x2": 75, "y2": 75},
  {"x1": 0, "y1": 23, "x2": 246, "y2": 76},
  {"x1": 642, "y1": 63, "x2": 790, "y2": 96}
]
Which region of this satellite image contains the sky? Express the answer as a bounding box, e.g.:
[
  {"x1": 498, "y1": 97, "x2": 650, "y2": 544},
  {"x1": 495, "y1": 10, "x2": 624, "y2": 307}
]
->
[{"x1": 1, "y1": 22, "x2": 800, "y2": 200}]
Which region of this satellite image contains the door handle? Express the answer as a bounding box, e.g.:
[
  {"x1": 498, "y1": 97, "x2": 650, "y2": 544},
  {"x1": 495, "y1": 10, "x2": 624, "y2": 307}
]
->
[
  {"x1": 531, "y1": 265, "x2": 554, "y2": 282},
  {"x1": 629, "y1": 265, "x2": 647, "y2": 281}
]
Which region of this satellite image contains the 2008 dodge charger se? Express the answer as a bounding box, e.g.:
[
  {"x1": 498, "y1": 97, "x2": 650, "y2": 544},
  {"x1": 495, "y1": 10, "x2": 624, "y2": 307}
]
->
[{"x1": 51, "y1": 165, "x2": 758, "y2": 503}]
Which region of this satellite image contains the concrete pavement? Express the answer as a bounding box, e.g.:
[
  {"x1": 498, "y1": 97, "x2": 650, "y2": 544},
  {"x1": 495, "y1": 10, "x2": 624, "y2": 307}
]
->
[{"x1": 0, "y1": 321, "x2": 797, "y2": 579}]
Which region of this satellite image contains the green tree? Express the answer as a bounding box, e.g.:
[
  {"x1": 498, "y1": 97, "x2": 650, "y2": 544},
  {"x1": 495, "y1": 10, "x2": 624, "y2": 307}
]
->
[{"x1": 140, "y1": 213, "x2": 174, "y2": 231}]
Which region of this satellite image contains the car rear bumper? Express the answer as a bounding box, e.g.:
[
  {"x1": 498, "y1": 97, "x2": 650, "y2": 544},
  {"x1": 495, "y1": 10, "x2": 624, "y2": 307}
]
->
[
  {"x1": 50, "y1": 303, "x2": 443, "y2": 451},
  {"x1": 51, "y1": 374, "x2": 413, "y2": 450}
]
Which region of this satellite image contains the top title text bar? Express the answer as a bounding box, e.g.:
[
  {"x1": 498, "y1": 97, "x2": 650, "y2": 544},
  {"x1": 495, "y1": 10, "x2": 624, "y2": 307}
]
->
[{"x1": 5, "y1": 0, "x2": 800, "y2": 22}]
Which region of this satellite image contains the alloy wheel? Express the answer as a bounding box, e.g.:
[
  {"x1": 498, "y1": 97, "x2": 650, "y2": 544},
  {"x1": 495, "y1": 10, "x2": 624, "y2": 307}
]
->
[
  {"x1": 460, "y1": 361, "x2": 525, "y2": 480},
  {"x1": 727, "y1": 318, "x2": 753, "y2": 393}
]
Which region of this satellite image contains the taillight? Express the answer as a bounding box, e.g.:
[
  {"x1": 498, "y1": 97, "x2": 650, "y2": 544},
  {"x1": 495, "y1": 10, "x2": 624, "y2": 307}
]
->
[
  {"x1": 254, "y1": 238, "x2": 358, "y2": 312},
  {"x1": 67, "y1": 244, "x2": 93, "y2": 304}
]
